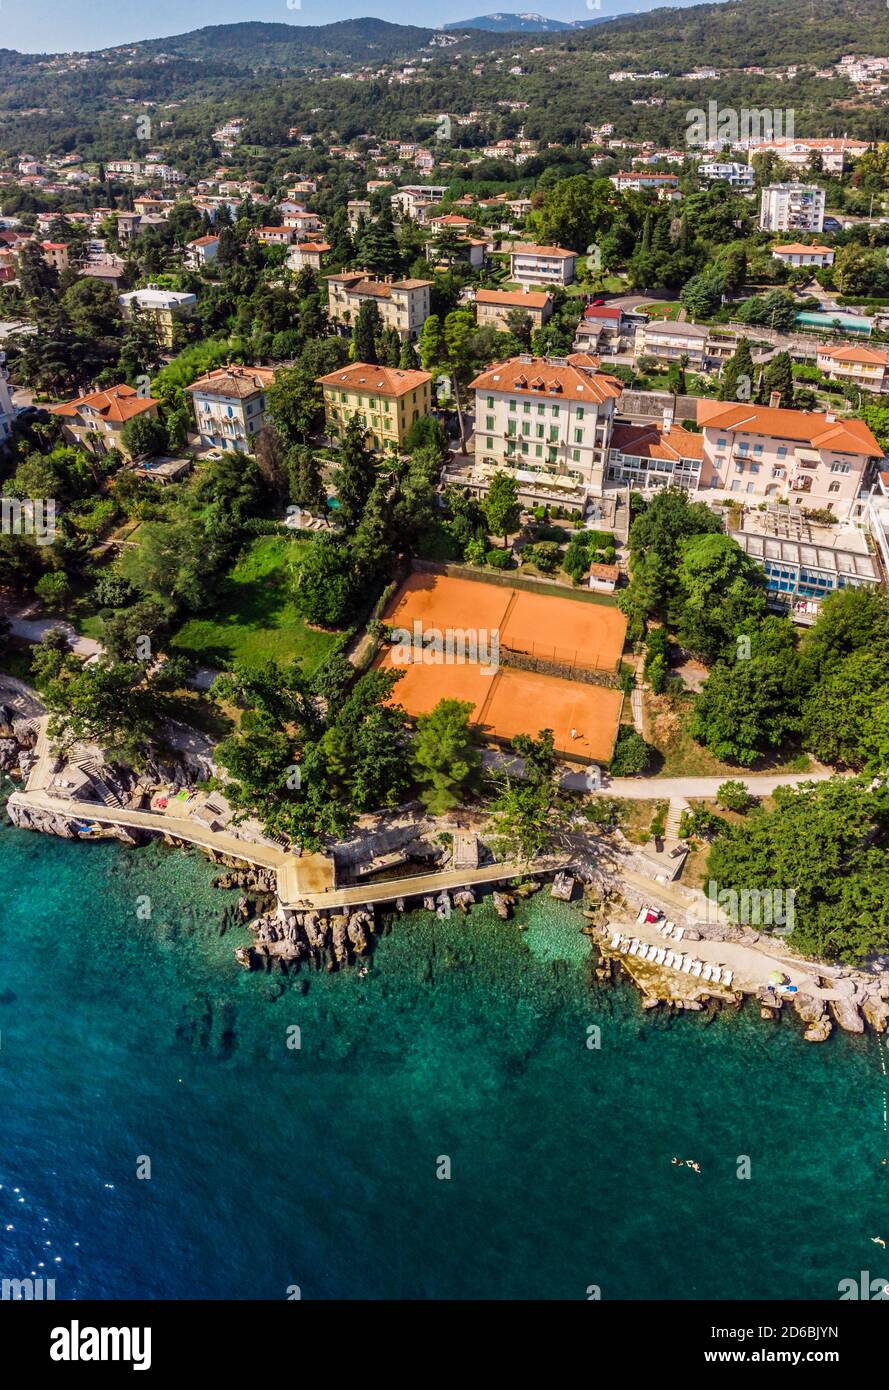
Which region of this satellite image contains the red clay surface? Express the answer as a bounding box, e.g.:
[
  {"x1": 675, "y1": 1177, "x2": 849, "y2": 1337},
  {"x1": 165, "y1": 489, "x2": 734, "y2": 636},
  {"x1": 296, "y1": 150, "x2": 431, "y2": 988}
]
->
[
  {"x1": 382, "y1": 571, "x2": 626, "y2": 672},
  {"x1": 378, "y1": 573, "x2": 626, "y2": 761},
  {"x1": 380, "y1": 654, "x2": 623, "y2": 763}
]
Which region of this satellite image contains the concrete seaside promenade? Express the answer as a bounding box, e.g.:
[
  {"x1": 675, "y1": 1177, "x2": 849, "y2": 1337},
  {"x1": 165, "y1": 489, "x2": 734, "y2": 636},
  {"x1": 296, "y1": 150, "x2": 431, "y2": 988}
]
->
[{"x1": 10, "y1": 717, "x2": 565, "y2": 907}]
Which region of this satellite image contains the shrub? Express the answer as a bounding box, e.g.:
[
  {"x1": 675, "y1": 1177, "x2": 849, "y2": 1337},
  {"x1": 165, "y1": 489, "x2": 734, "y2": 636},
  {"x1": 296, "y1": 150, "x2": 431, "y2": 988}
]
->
[
  {"x1": 485, "y1": 548, "x2": 512, "y2": 570},
  {"x1": 609, "y1": 728, "x2": 654, "y2": 776},
  {"x1": 716, "y1": 779, "x2": 752, "y2": 813},
  {"x1": 35, "y1": 571, "x2": 71, "y2": 611}
]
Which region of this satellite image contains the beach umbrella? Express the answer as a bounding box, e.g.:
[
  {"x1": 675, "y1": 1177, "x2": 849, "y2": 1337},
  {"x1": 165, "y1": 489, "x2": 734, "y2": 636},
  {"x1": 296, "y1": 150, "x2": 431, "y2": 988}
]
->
[{"x1": 768, "y1": 970, "x2": 786, "y2": 985}]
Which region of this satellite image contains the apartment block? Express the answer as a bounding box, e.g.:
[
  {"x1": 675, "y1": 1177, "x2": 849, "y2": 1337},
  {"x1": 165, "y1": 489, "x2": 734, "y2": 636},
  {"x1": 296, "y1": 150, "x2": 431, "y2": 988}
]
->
[
  {"x1": 187, "y1": 365, "x2": 276, "y2": 453},
  {"x1": 510, "y1": 244, "x2": 577, "y2": 287},
  {"x1": 698, "y1": 161, "x2": 755, "y2": 189},
  {"x1": 325, "y1": 272, "x2": 433, "y2": 341},
  {"x1": 316, "y1": 362, "x2": 433, "y2": 453},
  {"x1": 759, "y1": 184, "x2": 825, "y2": 233}
]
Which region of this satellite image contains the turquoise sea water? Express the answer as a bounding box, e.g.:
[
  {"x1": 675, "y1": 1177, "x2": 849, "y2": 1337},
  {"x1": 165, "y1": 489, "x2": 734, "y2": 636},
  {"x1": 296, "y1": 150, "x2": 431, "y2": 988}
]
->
[{"x1": 0, "y1": 815, "x2": 887, "y2": 1301}]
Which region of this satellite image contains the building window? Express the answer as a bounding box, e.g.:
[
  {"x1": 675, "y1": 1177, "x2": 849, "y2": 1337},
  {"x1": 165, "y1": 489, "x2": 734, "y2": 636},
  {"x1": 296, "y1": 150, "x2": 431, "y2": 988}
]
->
[
  {"x1": 828, "y1": 482, "x2": 841, "y2": 493},
  {"x1": 486, "y1": 416, "x2": 494, "y2": 431},
  {"x1": 577, "y1": 407, "x2": 585, "y2": 420},
  {"x1": 574, "y1": 428, "x2": 583, "y2": 444}
]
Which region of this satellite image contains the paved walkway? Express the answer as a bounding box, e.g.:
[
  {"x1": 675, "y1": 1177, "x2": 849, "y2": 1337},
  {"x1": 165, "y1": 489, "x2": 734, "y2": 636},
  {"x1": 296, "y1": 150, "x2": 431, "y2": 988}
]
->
[
  {"x1": 617, "y1": 867, "x2": 844, "y2": 1002},
  {"x1": 9, "y1": 614, "x2": 102, "y2": 659}
]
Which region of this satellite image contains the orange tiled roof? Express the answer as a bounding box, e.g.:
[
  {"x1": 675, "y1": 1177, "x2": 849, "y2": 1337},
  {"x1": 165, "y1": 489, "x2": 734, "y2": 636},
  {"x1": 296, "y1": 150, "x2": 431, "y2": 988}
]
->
[
  {"x1": 696, "y1": 400, "x2": 883, "y2": 458},
  {"x1": 819, "y1": 343, "x2": 889, "y2": 367},
  {"x1": 475, "y1": 289, "x2": 551, "y2": 309},
  {"x1": 611, "y1": 420, "x2": 706, "y2": 462},
  {"x1": 50, "y1": 384, "x2": 159, "y2": 424},
  {"x1": 470, "y1": 356, "x2": 622, "y2": 405},
  {"x1": 316, "y1": 362, "x2": 432, "y2": 398},
  {"x1": 771, "y1": 242, "x2": 833, "y2": 255},
  {"x1": 512, "y1": 243, "x2": 576, "y2": 259}
]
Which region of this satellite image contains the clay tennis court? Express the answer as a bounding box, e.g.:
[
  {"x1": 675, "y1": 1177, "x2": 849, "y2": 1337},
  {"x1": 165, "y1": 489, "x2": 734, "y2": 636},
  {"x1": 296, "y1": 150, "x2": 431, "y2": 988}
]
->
[
  {"x1": 377, "y1": 572, "x2": 627, "y2": 762},
  {"x1": 382, "y1": 571, "x2": 626, "y2": 672},
  {"x1": 379, "y1": 655, "x2": 623, "y2": 763}
]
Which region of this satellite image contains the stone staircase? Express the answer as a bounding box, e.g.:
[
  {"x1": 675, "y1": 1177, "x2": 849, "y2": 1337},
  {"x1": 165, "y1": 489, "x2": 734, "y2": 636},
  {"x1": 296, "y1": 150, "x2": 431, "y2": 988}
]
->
[
  {"x1": 665, "y1": 796, "x2": 690, "y2": 842},
  {"x1": 69, "y1": 755, "x2": 124, "y2": 809}
]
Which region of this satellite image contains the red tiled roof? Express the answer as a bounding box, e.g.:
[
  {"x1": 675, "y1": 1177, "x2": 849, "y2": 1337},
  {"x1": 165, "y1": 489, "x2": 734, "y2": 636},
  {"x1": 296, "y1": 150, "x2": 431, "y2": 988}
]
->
[
  {"x1": 50, "y1": 384, "x2": 159, "y2": 424},
  {"x1": 470, "y1": 356, "x2": 622, "y2": 405},
  {"x1": 697, "y1": 401, "x2": 883, "y2": 458},
  {"x1": 316, "y1": 362, "x2": 432, "y2": 398},
  {"x1": 611, "y1": 420, "x2": 705, "y2": 463}
]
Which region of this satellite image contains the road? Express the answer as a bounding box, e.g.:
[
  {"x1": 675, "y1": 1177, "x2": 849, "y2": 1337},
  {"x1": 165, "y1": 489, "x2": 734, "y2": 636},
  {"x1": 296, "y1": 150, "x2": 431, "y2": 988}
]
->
[{"x1": 483, "y1": 750, "x2": 837, "y2": 799}]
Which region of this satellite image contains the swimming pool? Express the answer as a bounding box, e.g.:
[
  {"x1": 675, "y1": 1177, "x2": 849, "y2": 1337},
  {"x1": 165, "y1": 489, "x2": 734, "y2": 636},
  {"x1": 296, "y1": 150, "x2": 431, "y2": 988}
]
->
[{"x1": 795, "y1": 311, "x2": 873, "y2": 334}]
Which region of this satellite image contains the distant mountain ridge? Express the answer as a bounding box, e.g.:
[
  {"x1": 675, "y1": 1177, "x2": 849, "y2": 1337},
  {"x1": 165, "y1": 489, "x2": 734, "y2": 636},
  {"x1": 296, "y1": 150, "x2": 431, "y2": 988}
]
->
[{"x1": 443, "y1": 12, "x2": 615, "y2": 32}]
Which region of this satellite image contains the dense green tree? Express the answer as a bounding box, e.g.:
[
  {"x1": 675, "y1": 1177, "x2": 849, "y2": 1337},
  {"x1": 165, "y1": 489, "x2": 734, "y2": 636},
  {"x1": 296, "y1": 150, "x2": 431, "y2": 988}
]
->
[
  {"x1": 483, "y1": 471, "x2": 521, "y2": 547},
  {"x1": 412, "y1": 698, "x2": 482, "y2": 814}
]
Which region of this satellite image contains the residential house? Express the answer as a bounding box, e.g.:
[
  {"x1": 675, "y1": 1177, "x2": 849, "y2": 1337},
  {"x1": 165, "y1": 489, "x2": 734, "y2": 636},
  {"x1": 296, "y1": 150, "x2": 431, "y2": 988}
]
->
[
  {"x1": 695, "y1": 398, "x2": 883, "y2": 518},
  {"x1": 41, "y1": 241, "x2": 70, "y2": 272},
  {"x1": 316, "y1": 362, "x2": 433, "y2": 453},
  {"x1": 510, "y1": 244, "x2": 577, "y2": 288},
  {"x1": 474, "y1": 288, "x2": 553, "y2": 333},
  {"x1": 286, "y1": 240, "x2": 331, "y2": 272},
  {"x1": 771, "y1": 242, "x2": 835, "y2": 269},
  {"x1": 816, "y1": 343, "x2": 889, "y2": 393},
  {"x1": 325, "y1": 272, "x2": 433, "y2": 341},
  {"x1": 185, "y1": 234, "x2": 220, "y2": 268},
  {"x1": 50, "y1": 385, "x2": 161, "y2": 456},
  {"x1": 574, "y1": 304, "x2": 632, "y2": 356},
  {"x1": 637, "y1": 318, "x2": 716, "y2": 370},
  {"x1": 609, "y1": 172, "x2": 680, "y2": 194},
  {"x1": 186, "y1": 366, "x2": 276, "y2": 453},
  {"x1": 255, "y1": 225, "x2": 295, "y2": 247},
  {"x1": 118, "y1": 286, "x2": 197, "y2": 348}
]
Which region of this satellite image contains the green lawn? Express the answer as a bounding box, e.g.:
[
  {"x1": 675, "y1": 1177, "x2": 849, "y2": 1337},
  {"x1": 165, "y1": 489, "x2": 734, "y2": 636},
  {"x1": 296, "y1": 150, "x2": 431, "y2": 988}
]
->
[{"x1": 170, "y1": 535, "x2": 341, "y2": 672}]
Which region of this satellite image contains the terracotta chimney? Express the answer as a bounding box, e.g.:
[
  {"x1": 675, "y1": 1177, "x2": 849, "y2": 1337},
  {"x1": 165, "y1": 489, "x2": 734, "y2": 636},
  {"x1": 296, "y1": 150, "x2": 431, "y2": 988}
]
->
[{"x1": 769, "y1": 391, "x2": 781, "y2": 409}]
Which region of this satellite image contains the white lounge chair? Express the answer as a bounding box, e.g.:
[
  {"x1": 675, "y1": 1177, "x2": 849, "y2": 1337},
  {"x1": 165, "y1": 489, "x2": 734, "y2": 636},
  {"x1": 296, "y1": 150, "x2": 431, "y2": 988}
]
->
[
  {"x1": 722, "y1": 968, "x2": 733, "y2": 987},
  {"x1": 665, "y1": 921, "x2": 675, "y2": 936},
  {"x1": 637, "y1": 907, "x2": 648, "y2": 923},
  {"x1": 628, "y1": 939, "x2": 640, "y2": 955},
  {"x1": 655, "y1": 948, "x2": 667, "y2": 964},
  {"x1": 610, "y1": 930, "x2": 622, "y2": 949},
  {"x1": 673, "y1": 927, "x2": 684, "y2": 941},
  {"x1": 664, "y1": 951, "x2": 675, "y2": 968},
  {"x1": 691, "y1": 961, "x2": 703, "y2": 977},
  {"x1": 682, "y1": 956, "x2": 694, "y2": 973},
  {"x1": 701, "y1": 963, "x2": 713, "y2": 982}
]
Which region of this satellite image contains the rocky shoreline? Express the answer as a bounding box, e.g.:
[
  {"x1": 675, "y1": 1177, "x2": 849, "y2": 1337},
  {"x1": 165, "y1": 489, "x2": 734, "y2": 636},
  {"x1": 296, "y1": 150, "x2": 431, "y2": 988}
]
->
[{"x1": 582, "y1": 887, "x2": 889, "y2": 1042}]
